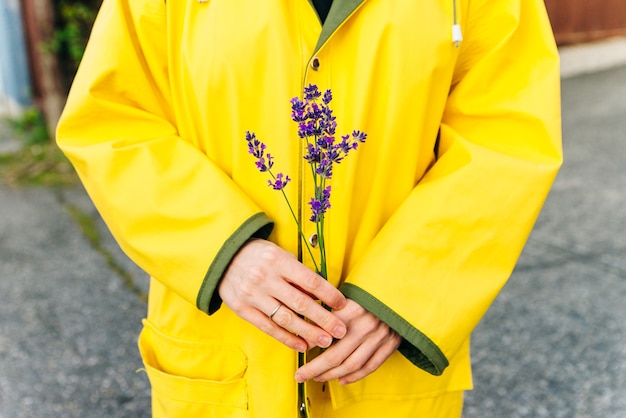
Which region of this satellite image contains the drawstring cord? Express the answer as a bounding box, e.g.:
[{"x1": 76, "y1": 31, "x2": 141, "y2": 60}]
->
[{"x1": 452, "y1": 0, "x2": 463, "y2": 46}]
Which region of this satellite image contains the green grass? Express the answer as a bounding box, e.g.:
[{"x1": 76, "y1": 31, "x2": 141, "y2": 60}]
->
[
  {"x1": 0, "y1": 142, "x2": 78, "y2": 187},
  {"x1": 0, "y1": 111, "x2": 78, "y2": 187}
]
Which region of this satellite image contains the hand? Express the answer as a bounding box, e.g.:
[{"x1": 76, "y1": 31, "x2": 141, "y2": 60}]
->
[
  {"x1": 218, "y1": 239, "x2": 348, "y2": 352},
  {"x1": 294, "y1": 299, "x2": 402, "y2": 385}
]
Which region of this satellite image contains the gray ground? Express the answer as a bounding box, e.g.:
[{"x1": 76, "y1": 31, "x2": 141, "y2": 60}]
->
[{"x1": 464, "y1": 65, "x2": 626, "y2": 417}]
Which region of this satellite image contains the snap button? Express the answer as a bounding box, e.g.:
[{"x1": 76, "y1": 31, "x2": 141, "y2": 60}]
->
[
  {"x1": 308, "y1": 233, "x2": 318, "y2": 247},
  {"x1": 310, "y1": 57, "x2": 320, "y2": 71}
]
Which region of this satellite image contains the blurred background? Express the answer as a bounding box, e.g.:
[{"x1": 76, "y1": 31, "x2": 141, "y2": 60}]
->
[{"x1": 1, "y1": 0, "x2": 625, "y2": 417}]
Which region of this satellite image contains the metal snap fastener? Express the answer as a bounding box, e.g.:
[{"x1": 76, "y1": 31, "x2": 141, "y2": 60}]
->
[
  {"x1": 308, "y1": 233, "x2": 318, "y2": 247},
  {"x1": 310, "y1": 57, "x2": 320, "y2": 71}
]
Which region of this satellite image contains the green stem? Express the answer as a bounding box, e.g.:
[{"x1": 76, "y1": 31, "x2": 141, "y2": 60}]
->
[
  {"x1": 269, "y1": 170, "x2": 319, "y2": 273},
  {"x1": 317, "y1": 178, "x2": 327, "y2": 280},
  {"x1": 281, "y1": 188, "x2": 319, "y2": 273}
]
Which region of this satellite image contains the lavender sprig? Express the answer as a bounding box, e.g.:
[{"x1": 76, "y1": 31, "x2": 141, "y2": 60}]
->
[
  {"x1": 290, "y1": 85, "x2": 366, "y2": 278},
  {"x1": 246, "y1": 84, "x2": 366, "y2": 280},
  {"x1": 245, "y1": 130, "x2": 317, "y2": 270},
  {"x1": 247, "y1": 85, "x2": 366, "y2": 418}
]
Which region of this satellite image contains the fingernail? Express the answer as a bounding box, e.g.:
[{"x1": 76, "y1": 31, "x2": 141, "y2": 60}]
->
[
  {"x1": 319, "y1": 335, "x2": 332, "y2": 347},
  {"x1": 295, "y1": 343, "x2": 307, "y2": 352},
  {"x1": 333, "y1": 325, "x2": 346, "y2": 338},
  {"x1": 295, "y1": 373, "x2": 305, "y2": 383}
]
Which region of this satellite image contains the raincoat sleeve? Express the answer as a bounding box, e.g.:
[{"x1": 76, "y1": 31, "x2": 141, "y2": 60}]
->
[
  {"x1": 56, "y1": 0, "x2": 273, "y2": 314},
  {"x1": 338, "y1": 0, "x2": 562, "y2": 375}
]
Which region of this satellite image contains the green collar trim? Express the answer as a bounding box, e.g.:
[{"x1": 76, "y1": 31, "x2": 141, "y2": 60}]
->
[{"x1": 313, "y1": 0, "x2": 366, "y2": 54}]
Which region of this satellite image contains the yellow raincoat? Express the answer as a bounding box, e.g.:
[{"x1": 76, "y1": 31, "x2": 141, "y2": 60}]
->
[{"x1": 56, "y1": 0, "x2": 562, "y2": 416}]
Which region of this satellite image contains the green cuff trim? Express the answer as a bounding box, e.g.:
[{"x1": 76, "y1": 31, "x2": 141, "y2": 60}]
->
[
  {"x1": 197, "y1": 213, "x2": 274, "y2": 315},
  {"x1": 339, "y1": 282, "x2": 449, "y2": 376}
]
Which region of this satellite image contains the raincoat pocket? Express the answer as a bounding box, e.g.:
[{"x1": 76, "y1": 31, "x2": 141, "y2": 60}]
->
[{"x1": 138, "y1": 319, "x2": 249, "y2": 418}]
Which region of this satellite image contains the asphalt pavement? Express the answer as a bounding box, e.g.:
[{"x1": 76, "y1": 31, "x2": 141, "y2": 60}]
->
[
  {"x1": 1, "y1": 47, "x2": 625, "y2": 417},
  {"x1": 464, "y1": 63, "x2": 626, "y2": 418}
]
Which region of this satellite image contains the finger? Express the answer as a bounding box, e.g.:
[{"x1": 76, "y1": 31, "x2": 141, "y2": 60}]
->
[
  {"x1": 219, "y1": 240, "x2": 346, "y2": 347},
  {"x1": 263, "y1": 299, "x2": 338, "y2": 349},
  {"x1": 275, "y1": 283, "x2": 347, "y2": 341},
  {"x1": 294, "y1": 304, "x2": 374, "y2": 382},
  {"x1": 306, "y1": 329, "x2": 400, "y2": 383},
  {"x1": 239, "y1": 306, "x2": 309, "y2": 352},
  {"x1": 281, "y1": 257, "x2": 347, "y2": 311},
  {"x1": 307, "y1": 331, "x2": 382, "y2": 382},
  {"x1": 295, "y1": 333, "x2": 360, "y2": 382},
  {"x1": 337, "y1": 336, "x2": 401, "y2": 385},
  {"x1": 240, "y1": 241, "x2": 346, "y2": 338}
]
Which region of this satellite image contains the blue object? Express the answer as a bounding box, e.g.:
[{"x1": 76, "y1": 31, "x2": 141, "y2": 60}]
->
[{"x1": 0, "y1": 0, "x2": 31, "y2": 116}]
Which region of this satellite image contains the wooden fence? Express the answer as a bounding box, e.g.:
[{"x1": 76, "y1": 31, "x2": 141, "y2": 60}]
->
[{"x1": 544, "y1": 0, "x2": 626, "y2": 45}]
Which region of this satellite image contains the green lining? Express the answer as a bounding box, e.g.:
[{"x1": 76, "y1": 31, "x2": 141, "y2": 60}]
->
[
  {"x1": 313, "y1": 0, "x2": 365, "y2": 54},
  {"x1": 197, "y1": 213, "x2": 274, "y2": 315},
  {"x1": 309, "y1": 0, "x2": 333, "y2": 24},
  {"x1": 339, "y1": 282, "x2": 449, "y2": 376}
]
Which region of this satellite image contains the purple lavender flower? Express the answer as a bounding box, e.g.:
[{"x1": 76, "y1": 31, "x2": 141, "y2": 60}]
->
[
  {"x1": 352, "y1": 130, "x2": 367, "y2": 143},
  {"x1": 337, "y1": 134, "x2": 357, "y2": 153},
  {"x1": 268, "y1": 173, "x2": 290, "y2": 190},
  {"x1": 292, "y1": 87, "x2": 337, "y2": 141},
  {"x1": 309, "y1": 186, "x2": 331, "y2": 222},
  {"x1": 246, "y1": 131, "x2": 274, "y2": 172},
  {"x1": 298, "y1": 120, "x2": 317, "y2": 139},
  {"x1": 288, "y1": 85, "x2": 369, "y2": 220},
  {"x1": 245, "y1": 131, "x2": 264, "y2": 158},
  {"x1": 303, "y1": 84, "x2": 322, "y2": 101},
  {"x1": 326, "y1": 146, "x2": 343, "y2": 164},
  {"x1": 290, "y1": 97, "x2": 307, "y2": 122},
  {"x1": 316, "y1": 135, "x2": 333, "y2": 150},
  {"x1": 247, "y1": 85, "x2": 366, "y2": 281},
  {"x1": 254, "y1": 154, "x2": 274, "y2": 172},
  {"x1": 322, "y1": 115, "x2": 337, "y2": 136},
  {"x1": 309, "y1": 102, "x2": 323, "y2": 120},
  {"x1": 322, "y1": 89, "x2": 332, "y2": 105},
  {"x1": 315, "y1": 159, "x2": 333, "y2": 178},
  {"x1": 303, "y1": 143, "x2": 322, "y2": 164}
]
